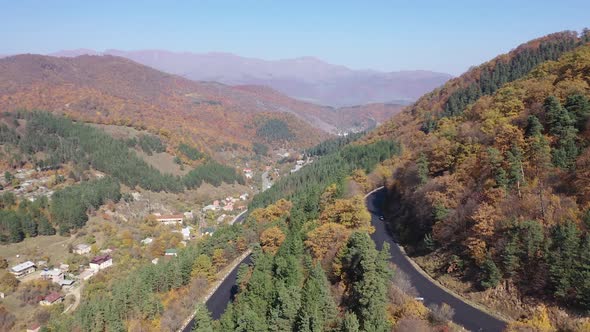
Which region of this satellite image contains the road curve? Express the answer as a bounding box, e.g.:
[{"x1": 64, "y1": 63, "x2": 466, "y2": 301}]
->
[
  {"x1": 368, "y1": 187, "x2": 507, "y2": 332},
  {"x1": 184, "y1": 188, "x2": 507, "y2": 332}
]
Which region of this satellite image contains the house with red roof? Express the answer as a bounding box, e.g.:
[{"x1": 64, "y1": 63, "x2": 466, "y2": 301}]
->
[
  {"x1": 39, "y1": 292, "x2": 63, "y2": 306},
  {"x1": 89, "y1": 254, "x2": 112, "y2": 271}
]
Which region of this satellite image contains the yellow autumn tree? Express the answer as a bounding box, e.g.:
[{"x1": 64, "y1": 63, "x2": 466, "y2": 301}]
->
[
  {"x1": 505, "y1": 305, "x2": 555, "y2": 332},
  {"x1": 192, "y1": 254, "x2": 216, "y2": 282},
  {"x1": 319, "y1": 195, "x2": 373, "y2": 233},
  {"x1": 260, "y1": 226, "x2": 286, "y2": 255},
  {"x1": 305, "y1": 222, "x2": 351, "y2": 263},
  {"x1": 320, "y1": 184, "x2": 339, "y2": 210},
  {"x1": 212, "y1": 248, "x2": 227, "y2": 270},
  {"x1": 250, "y1": 199, "x2": 292, "y2": 224},
  {"x1": 349, "y1": 169, "x2": 371, "y2": 193}
]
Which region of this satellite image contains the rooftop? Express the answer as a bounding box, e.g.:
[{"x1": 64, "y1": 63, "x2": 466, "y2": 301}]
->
[
  {"x1": 43, "y1": 292, "x2": 63, "y2": 303},
  {"x1": 155, "y1": 214, "x2": 184, "y2": 220},
  {"x1": 11, "y1": 261, "x2": 35, "y2": 272},
  {"x1": 90, "y1": 254, "x2": 112, "y2": 264}
]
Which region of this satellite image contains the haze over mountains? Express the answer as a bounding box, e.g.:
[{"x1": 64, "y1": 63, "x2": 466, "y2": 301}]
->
[{"x1": 49, "y1": 49, "x2": 452, "y2": 107}]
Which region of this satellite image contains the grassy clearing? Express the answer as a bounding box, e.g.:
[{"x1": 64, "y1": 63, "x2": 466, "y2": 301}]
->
[{"x1": 1, "y1": 234, "x2": 73, "y2": 267}]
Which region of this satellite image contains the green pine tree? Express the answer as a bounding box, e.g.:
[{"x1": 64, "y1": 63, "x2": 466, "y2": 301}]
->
[
  {"x1": 416, "y1": 153, "x2": 429, "y2": 185},
  {"x1": 480, "y1": 255, "x2": 501, "y2": 289},
  {"x1": 193, "y1": 304, "x2": 214, "y2": 332},
  {"x1": 340, "y1": 312, "x2": 360, "y2": 332}
]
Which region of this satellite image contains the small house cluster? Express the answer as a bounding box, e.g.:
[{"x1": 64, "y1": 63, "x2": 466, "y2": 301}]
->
[
  {"x1": 290, "y1": 157, "x2": 313, "y2": 173},
  {"x1": 40, "y1": 268, "x2": 74, "y2": 289},
  {"x1": 202, "y1": 194, "x2": 248, "y2": 213}
]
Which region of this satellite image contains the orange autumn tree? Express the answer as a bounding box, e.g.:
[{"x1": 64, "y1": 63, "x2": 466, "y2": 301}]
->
[
  {"x1": 250, "y1": 199, "x2": 292, "y2": 224},
  {"x1": 305, "y1": 222, "x2": 351, "y2": 264},
  {"x1": 260, "y1": 226, "x2": 286, "y2": 255}
]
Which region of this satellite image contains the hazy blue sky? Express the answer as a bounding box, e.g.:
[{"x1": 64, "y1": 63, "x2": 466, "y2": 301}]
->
[{"x1": 1, "y1": 1, "x2": 588, "y2": 75}]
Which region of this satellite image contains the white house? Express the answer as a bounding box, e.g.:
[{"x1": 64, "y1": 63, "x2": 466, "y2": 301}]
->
[
  {"x1": 141, "y1": 237, "x2": 153, "y2": 245},
  {"x1": 59, "y1": 279, "x2": 75, "y2": 289},
  {"x1": 73, "y1": 243, "x2": 91, "y2": 255},
  {"x1": 40, "y1": 268, "x2": 64, "y2": 284},
  {"x1": 10, "y1": 261, "x2": 36, "y2": 278},
  {"x1": 79, "y1": 269, "x2": 96, "y2": 281},
  {"x1": 240, "y1": 193, "x2": 249, "y2": 201},
  {"x1": 155, "y1": 214, "x2": 184, "y2": 225},
  {"x1": 181, "y1": 227, "x2": 192, "y2": 241},
  {"x1": 202, "y1": 204, "x2": 217, "y2": 212},
  {"x1": 89, "y1": 254, "x2": 112, "y2": 271}
]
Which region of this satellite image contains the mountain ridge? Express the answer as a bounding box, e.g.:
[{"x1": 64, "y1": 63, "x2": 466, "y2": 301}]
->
[
  {"x1": 49, "y1": 49, "x2": 452, "y2": 107},
  {"x1": 0, "y1": 53, "x2": 333, "y2": 156}
]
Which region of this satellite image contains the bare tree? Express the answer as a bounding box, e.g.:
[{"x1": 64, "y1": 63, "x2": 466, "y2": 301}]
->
[
  {"x1": 428, "y1": 302, "x2": 455, "y2": 325},
  {"x1": 392, "y1": 267, "x2": 418, "y2": 297}
]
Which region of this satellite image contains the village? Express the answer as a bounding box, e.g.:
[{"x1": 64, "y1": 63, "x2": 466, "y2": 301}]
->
[{"x1": 0, "y1": 148, "x2": 316, "y2": 331}]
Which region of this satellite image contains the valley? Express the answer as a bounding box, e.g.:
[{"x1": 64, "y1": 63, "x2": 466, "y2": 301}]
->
[{"x1": 1, "y1": 4, "x2": 589, "y2": 331}]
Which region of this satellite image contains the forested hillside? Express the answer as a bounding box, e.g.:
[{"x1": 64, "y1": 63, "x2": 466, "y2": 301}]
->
[
  {"x1": 0, "y1": 111, "x2": 245, "y2": 241},
  {"x1": 1, "y1": 112, "x2": 243, "y2": 193},
  {"x1": 0, "y1": 54, "x2": 329, "y2": 155},
  {"x1": 0, "y1": 177, "x2": 120, "y2": 243},
  {"x1": 365, "y1": 30, "x2": 590, "y2": 327}
]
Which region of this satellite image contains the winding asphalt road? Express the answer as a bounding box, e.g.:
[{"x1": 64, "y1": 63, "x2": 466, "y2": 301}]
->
[
  {"x1": 184, "y1": 188, "x2": 507, "y2": 332},
  {"x1": 368, "y1": 188, "x2": 507, "y2": 332},
  {"x1": 182, "y1": 212, "x2": 251, "y2": 332}
]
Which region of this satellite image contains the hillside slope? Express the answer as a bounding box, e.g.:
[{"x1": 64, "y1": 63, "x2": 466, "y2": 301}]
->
[
  {"x1": 366, "y1": 30, "x2": 590, "y2": 326},
  {"x1": 0, "y1": 54, "x2": 330, "y2": 155},
  {"x1": 51, "y1": 49, "x2": 452, "y2": 107}
]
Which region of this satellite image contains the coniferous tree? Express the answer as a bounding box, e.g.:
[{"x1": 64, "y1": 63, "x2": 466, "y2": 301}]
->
[
  {"x1": 564, "y1": 93, "x2": 590, "y2": 130},
  {"x1": 340, "y1": 312, "x2": 360, "y2": 332},
  {"x1": 548, "y1": 222, "x2": 580, "y2": 301},
  {"x1": 416, "y1": 153, "x2": 429, "y2": 185},
  {"x1": 340, "y1": 232, "x2": 391, "y2": 332},
  {"x1": 296, "y1": 263, "x2": 337, "y2": 332},
  {"x1": 544, "y1": 96, "x2": 579, "y2": 169},
  {"x1": 487, "y1": 148, "x2": 508, "y2": 189},
  {"x1": 525, "y1": 115, "x2": 544, "y2": 137},
  {"x1": 576, "y1": 234, "x2": 590, "y2": 308},
  {"x1": 193, "y1": 304, "x2": 214, "y2": 332},
  {"x1": 480, "y1": 255, "x2": 501, "y2": 289}
]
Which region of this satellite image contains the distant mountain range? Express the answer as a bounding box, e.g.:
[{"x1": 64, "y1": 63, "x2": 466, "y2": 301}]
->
[{"x1": 49, "y1": 49, "x2": 452, "y2": 107}]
